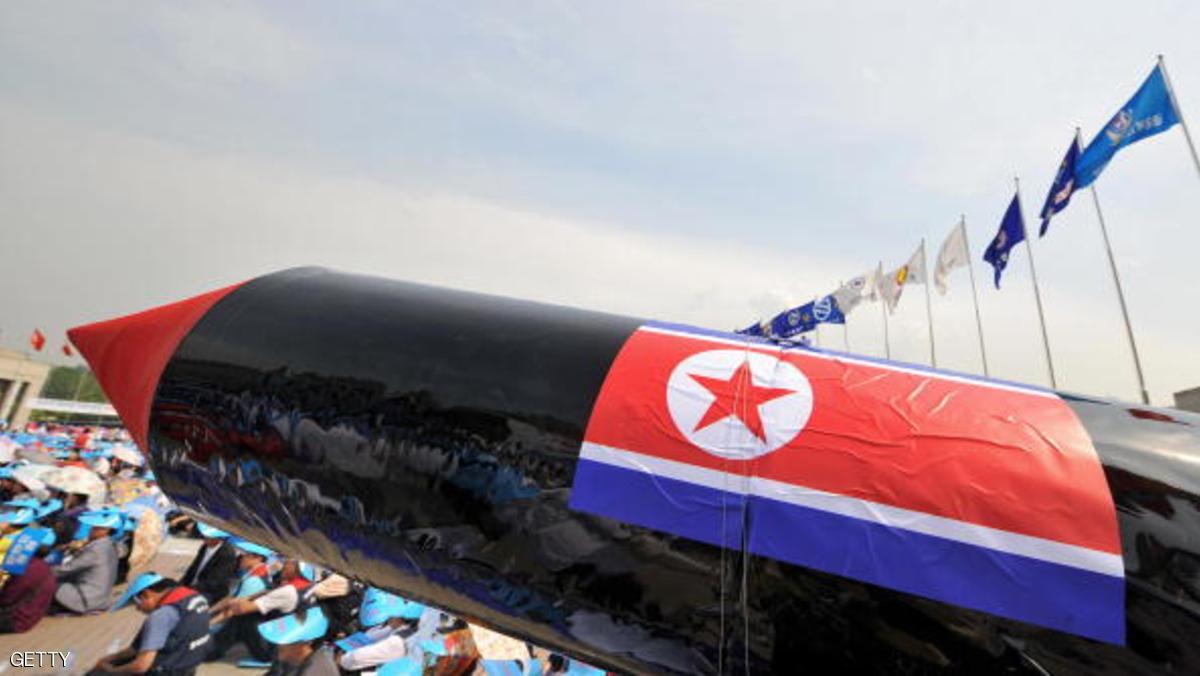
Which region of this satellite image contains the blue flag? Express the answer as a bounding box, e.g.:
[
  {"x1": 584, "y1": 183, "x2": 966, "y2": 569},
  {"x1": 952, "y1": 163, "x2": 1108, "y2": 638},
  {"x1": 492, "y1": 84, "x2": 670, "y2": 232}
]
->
[
  {"x1": 1039, "y1": 138, "x2": 1081, "y2": 236},
  {"x1": 736, "y1": 321, "x2": 766, "y2": 337},
  {"x1": 1074, "y1": 64, "x2": 1179, "y2": 189},
  {"x1": 768, "y1": 301, "x2": 818, "y2": 339},
  {"x1": 983, "y1": 192, "x2": 1026, "y2": 289},
  {"x1": 813, "y1": 294, "x2": 846, "y2": 325}
]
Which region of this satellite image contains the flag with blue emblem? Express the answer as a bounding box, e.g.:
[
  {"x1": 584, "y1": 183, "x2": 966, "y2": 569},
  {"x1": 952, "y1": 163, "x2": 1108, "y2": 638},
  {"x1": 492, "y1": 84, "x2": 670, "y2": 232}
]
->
[
  {"x1": 1074, "y1": 64, "x2": 1179, "y2": 189},
  {"x1": 767, "y1": 301, "x2": 818, "y2": 339},
  {"x1": 983, "y1": 192, "x2": 1026, "y2": 288},
  {"x1": 1039, "y1": 138, "x2": 1081, "y2": 236},
  {"x1": 812, "y1": 294, "x2": 845, "y2": 325}
]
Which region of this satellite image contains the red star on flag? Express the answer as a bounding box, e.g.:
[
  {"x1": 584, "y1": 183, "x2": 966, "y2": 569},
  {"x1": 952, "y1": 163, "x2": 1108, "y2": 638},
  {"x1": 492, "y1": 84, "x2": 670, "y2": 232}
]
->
[{"x1": 689, "y1": 361, "x2": 797, "y2": 442}]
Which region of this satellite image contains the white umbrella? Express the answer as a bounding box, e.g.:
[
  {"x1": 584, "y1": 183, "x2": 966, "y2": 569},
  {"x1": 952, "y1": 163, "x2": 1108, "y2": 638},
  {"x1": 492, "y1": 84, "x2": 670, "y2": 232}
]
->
[
  {"x1": 16, "y1": 446, "x2": 54, "y2": 465},
  {"x1": 39, "y1": 465, "x2": 107, "y2": 508},
  {"x1": 111, "y1": 445, "x2": 145, "y2": 467},
  {"x1": 0, "y1": 437, "x2": 18, "y2": 464},
  {"x1": 10, "y1": 464, "x2": 52, "y2": 500}
]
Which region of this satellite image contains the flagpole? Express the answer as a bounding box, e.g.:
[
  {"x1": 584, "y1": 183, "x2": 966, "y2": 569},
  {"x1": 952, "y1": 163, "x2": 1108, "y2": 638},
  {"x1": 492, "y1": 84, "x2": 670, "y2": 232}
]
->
[
  {"x1": 1014, "y1": 177, "x2": 1058, "y2": 389},
  {"x1": 919, "y1": 238, "x2": 937, "y2": 367},
  {"x1": 878, "y1": 263, "x2": 891, "y2": 359},
  {"x1": 1078, "y1": 132, "x2": 1151, "y2": 403},
  {"x1": 812, "y1": 296, "x2": 821, "y2": 348},
  {"x1": 1159, "y1": 55, "x2": 1200, "y2": 183},
  {"x1": 960, "y1": 215, "x2": 990, "y2": 376},
  {"x1": 839, "y1": 280, "x2": 851, "y2": 352}
]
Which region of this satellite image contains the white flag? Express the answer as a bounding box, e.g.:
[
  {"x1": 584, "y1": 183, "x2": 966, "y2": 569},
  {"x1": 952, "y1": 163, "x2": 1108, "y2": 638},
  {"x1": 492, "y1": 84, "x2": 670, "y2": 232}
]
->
[
  {"x1": 832, "y1": 269, "x2": 879, "y2": 315},
  {"x1": 879, "y1": 245, "x2": 924, "y2": 312},
  {"x1": 934, "y1": 222, "x2": 970, "y2": 295}
]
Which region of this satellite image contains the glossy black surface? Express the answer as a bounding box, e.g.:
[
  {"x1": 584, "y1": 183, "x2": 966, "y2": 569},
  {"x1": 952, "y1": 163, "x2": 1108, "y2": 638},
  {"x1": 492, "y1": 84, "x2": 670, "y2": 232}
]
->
[{"x1": 146, "y1": 267, "x2": 1200, "y2": 675}]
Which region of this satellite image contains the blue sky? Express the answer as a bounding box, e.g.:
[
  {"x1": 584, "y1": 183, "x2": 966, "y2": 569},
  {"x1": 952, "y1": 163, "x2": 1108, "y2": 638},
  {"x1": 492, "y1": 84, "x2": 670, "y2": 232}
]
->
[{"x1": 2, "y1": 2, "x2": 1199, "y2": 404}]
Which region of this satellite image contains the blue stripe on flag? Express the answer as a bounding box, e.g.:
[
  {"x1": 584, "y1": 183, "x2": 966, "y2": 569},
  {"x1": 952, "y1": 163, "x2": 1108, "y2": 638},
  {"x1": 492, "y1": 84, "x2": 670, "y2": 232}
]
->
[
  {"x1": 569, "y1": 458, "x2": 1125, "y2": 644},
  {"x1": 750, "y1": 494, "x2": 1125, "y2": 644},
  {"x1": 568, "y1": 459, "x2": 745, "y2": 551}
]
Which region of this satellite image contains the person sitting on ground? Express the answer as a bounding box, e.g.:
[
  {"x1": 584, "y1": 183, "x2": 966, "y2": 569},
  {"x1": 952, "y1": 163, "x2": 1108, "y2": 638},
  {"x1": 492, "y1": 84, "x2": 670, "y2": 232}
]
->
[
  {"x1": 336, "y1": 588, "x2": 427, "y2": 672},
  {"x1": 210, "y1": 557, "x2": 314, "y2": 625},
  {"x1": 0, "y1": 527, "x2": 58, "y2": 633},
  {"x1": 52, "y1": 508, "x2": 119, "y2": 614},
  {"x1": 257, "y1": 606, "x2": 339, "y2": 676},
  {"x1": 179, "y1": 523, "x2": 238, "y2": 604},
  {"x1": 205, "y1": 539, "x2": 277, "y2": 665},
  {"x1": 90, "y1": 573, "x2": 212, "y2": 675}
]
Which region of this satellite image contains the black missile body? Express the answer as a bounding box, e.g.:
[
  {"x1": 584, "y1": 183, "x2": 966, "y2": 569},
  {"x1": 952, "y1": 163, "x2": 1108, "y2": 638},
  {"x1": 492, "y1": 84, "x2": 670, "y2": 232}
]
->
[{"x1": 70, "y1": 267, "x2": 1200, "y2": 675}]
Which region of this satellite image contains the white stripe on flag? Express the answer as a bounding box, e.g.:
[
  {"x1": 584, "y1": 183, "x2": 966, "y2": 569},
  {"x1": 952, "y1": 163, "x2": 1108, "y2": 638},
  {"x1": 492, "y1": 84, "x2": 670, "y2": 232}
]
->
[{"x1": 579, "y1": 441, "x2": 1124, "y2": 578}]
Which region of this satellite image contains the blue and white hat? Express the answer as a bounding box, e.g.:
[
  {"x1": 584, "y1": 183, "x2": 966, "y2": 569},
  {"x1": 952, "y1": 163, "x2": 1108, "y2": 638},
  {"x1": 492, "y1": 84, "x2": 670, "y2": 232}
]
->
[
  {"x1": 111, "y1": 572, "x2": 165, "y2": 611},
  {"x1": 195, "y1": 522, "x2": 229, "y2": 539},
  {"x1": 258, "y1": 607, "x2": 329, "y2": 645},
  {"x1": 35, "y1": 499, "x2": 63, "y2": 519},
  {"x1": 6, "y1": 498, "x2": 63, "y2": 520},
  {"x1": 360, "y1": 587, "x2": 426, "y2": 627},
  {"x1": 229, "y1": 537, "x2": 274, "y2": 558},
  {"x1": 77, "y1": 508, "x2": 123, "y2": 530},
  {"x1": 0, "y1": 508, "x2": 36, "y2": 526}
]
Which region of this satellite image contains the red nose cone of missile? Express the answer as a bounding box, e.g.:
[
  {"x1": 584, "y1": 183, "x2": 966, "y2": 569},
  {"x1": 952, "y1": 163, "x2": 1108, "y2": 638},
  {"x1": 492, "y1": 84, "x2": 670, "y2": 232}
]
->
[{"x1": 67, "y1": 282, "x2": 244, "y2": 451}]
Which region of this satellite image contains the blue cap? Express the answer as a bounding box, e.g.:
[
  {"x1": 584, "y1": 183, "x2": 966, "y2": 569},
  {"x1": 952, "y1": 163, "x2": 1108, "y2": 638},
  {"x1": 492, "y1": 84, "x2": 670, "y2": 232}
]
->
[
  {"x1": 111, "y1": 572, "x2": 165, "y2": 611},
  {"x1": 5, "y1": 498, "x2": 40, "y2": 510},
  {"x1": 78, "y1": 509, "x2": 123, "y2": 530},
  {"x1": 360, "y1": 588, "x2": 426, "y2": 627},
  {"x1": 230, "y1": 538, "x2": 273, "y2": 558},
  {"x1": 378, "y1": 657, "x2": 424, "y2": 676},
  {"x1": 297, "y1": 561, "x2": 316, "y2": 582},
  {"x1": 0, "y1": 467, "x2": 13, "y2": 479},
  {"x1": 257, "y1": 607, "x2": 328, "y2": 645},
  {"x1": 195, "y1": 522, "x2": 229, "y2": 539},
  {"x1": 35, "y1": 499, "x2": 63, "y2": 519},
  {"x1": 0, "y1": 508, "x2": 36, "y2": 526}
]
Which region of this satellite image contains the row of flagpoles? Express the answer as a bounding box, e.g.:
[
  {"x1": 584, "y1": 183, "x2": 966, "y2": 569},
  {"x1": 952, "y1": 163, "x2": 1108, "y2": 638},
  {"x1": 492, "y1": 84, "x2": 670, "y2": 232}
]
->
[{"x1": 741, "y1": 56, "x2": 1200, "y2": 404}]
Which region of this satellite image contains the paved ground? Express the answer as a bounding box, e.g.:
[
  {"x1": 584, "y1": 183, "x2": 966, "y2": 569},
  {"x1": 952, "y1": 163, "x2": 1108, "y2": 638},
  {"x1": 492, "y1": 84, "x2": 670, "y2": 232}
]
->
[{"x1": 0, "y1": 537, "x2": 262, "y2": 675}]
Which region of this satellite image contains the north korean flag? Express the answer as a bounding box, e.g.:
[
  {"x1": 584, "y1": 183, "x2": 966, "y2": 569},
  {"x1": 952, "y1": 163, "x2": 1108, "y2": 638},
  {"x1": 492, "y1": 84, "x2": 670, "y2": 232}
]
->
[{"x1": 569, "y1": 322, "x2": 1124, "y2": 644}]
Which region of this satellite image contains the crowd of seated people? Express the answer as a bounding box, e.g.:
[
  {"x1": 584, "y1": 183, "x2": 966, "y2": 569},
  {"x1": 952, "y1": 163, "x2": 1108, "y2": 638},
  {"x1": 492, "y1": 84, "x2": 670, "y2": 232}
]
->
[{"x1": 3, "y1": 422, "x2": 608, "y2": 675}]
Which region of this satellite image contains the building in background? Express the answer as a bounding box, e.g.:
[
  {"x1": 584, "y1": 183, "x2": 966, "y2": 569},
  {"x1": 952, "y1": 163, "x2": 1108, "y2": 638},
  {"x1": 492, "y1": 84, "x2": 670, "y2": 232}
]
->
[
  {"x1": 1175, "y1": 387, "x2": 1200, "y2": 414},
  {"x1": 0, "y1": 348, "x2": 52, "y2": 428}
]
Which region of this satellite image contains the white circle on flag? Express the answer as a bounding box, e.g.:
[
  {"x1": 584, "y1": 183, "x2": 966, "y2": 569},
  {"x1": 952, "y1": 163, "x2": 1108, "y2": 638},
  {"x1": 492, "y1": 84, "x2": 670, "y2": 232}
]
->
[{"x1": 666, "y1": 349, "x2": 813, "y2": 460}]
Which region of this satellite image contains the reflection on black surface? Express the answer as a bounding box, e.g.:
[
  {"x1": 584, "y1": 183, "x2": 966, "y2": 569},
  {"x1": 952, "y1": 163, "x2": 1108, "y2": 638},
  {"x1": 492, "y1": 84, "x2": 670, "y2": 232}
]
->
[{"x1": 145, "y1": 269, "x2": 1200, "y2": 674}]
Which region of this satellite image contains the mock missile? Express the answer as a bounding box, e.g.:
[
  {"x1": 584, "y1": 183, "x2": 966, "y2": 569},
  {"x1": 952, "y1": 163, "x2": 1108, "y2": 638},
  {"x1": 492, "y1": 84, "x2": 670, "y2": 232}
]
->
[{"x1": 69, "y1": 267, "x2": 1200, "y2": 674}]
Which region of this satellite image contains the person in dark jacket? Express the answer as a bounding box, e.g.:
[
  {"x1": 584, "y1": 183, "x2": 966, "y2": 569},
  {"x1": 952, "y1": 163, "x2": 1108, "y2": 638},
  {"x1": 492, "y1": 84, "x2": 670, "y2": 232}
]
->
[
  {"x1": 90, "y1": 572, "x2": 212, "y2": 675},
  {"x1": 179, "y1": 523, "x2": 237, "y2": 604}
]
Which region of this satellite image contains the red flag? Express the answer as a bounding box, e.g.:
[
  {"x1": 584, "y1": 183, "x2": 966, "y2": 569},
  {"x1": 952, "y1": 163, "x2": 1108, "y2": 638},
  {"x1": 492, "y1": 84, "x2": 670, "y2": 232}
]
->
[
  {"x1": 62, "y1": 343, "x2": 74, "y2": 357},
  {"x1": 29, "y1": 329, "x2": 45, "y2": 352}
]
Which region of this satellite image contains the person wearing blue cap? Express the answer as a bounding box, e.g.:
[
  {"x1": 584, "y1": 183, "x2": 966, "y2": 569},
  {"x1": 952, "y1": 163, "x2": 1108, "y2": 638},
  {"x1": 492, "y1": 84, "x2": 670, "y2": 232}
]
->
[
  {"x1": 205, "y1": 538, "x2": 277, "y2": 665},
  {"x1": 179, "y1": 522, "x2": 237, "y2": 604},
  {"x1": 257, "y1": 606, "x2": 338, "y2": 676},
  {"x1": 336, "y1": 589, "x2": 428, "y2": 671},
  {"x1": 90, "y1": 572, "x2": 212, "y2": 674},
  {"x1": 52, "y1": 508, "x2": 119, "y2": 614},
  {"x1": 0, "y1": 527, "x2": 57, "y2": 633}
]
